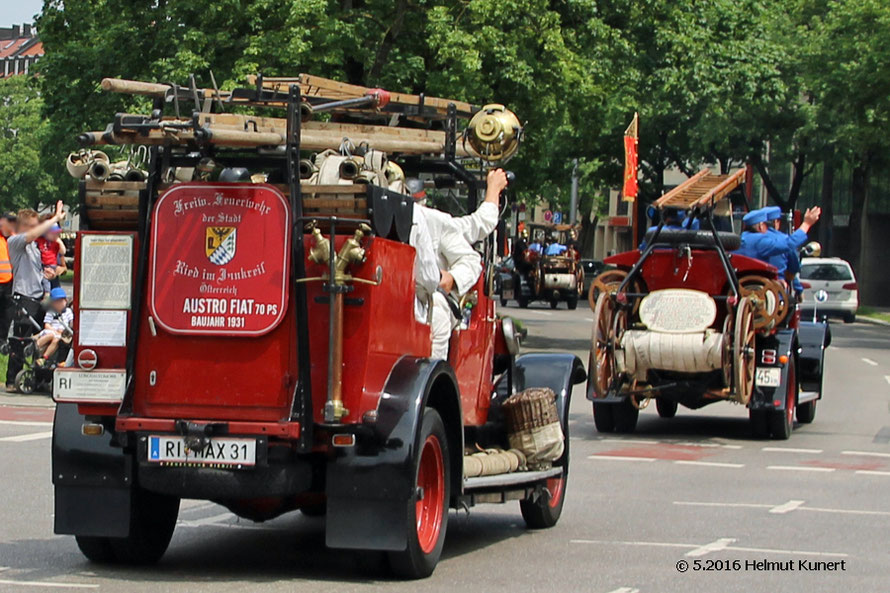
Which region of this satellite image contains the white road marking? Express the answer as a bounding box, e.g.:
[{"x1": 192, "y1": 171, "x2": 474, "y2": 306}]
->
[
  {"x1": 767, "y1": 465, "x2": 835, "y2": 473},
  {"x1": 0, "y1": 420, "x2": 52, "y2": 427},
  {"x1": 598, "y1": 438, "x2": 658, "y2": 445},
  {"x1": 674, "y1": 501, "x2": 772, "y2": 510},
  {"x1": 571, "y1": 538, "x2": 847, "y2": 558},
  {"x1": 802, "y1": 506, "x2": 890, "y2": 517},
  {"x1": 572, "y1": 539, "x2": 693, "y2": 549},
  {"x1": 769, "y1": 499, "x2": 805, "y2": 514},
  {"x1": 686, "y1": 538, "x2": 736, "y2": 557},
  {"x1": 674, "y1": 460, "x2": 744, "y2": 468},
  {"x1": 0, "y1": 579, "x2": 97, "y2": 589},
  {"x1": 676, "y1": 500, "x2": 890, "y2": 517},
  {"x1": 177, "y1": 512, "x2": 233, "y2": 527},
  {"x1": 862, "y1": 357, "x2": 878, "y2": 366},
  {"x1": 762, "y1": 446, "x2": 823, "y2": 453},
  {"x1": 727, "y1": 545, "x2": 847, "y2": 558},
  {"x1": 584, "y1": 317, "x2": 595, "y2": 322},
  {"x1": 605, "y1": 588, "x2": 640, "y2": 593},
  {"x1": 0, "y1": 431, "x2": 53, "y2": 442},
  {"x1": 842, "y1": 450, "x2": 890, "y2": 458},
  {"x1": 589, "y1": 455, "x2": 656, "y2": 462},
  {"x1": 885, "y1": 375, "x2": 890, "y2": 385},
  {"x1": 855, "y1": 470, "x2": 890, "y2": 477}
]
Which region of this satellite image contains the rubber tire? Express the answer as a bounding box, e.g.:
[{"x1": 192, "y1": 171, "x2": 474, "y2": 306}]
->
[
  {"x1": 388, "y1": 408, "x2": 450, "y2": 580},
  {"x1": 108, "y1": 489, "x2": 180, "y2": 564},
  {"x1": 500, "y1": 297, "x2": 508, "y2": 307},
  {"x1": 75, "y1": 536, "x2": 117, "y2": 563},
  {"x1": 613, "y1": 399, "x2": 639, "y2": 434},
  {"x1": 592, "y1": 402, "x2": 615, "y2": 433},
  {"x1": 843, "y1": 313, "x2": 855, "y2": 324},
  {"x1": 796, "y1": 400, "x2": 817, "y2": 424},
  {"x1": 517, "y1": 295, "x2": 529, "y2": 309},
  {"x1": 749, "y1": 409, "x2": 770, "y2": 439},
  {"x1": 520, "y1": 432, "x2": 568, "y2": 529},
  {"x1": 299, "y1": 504, "x2": 326, "y2": 517},
  {"x1": 769, "y1": 359, "x2": 797, "y2": 440},
  {"x1": 15, "y1": 369, "x2": 35, "y2": 395},
  {"x1": 566, "y1": 296, "x2": 579, "y2": 310},
  {"x1": 550, "y1": 298, "x2": 559, "y2": 309},
  {"x1": 656, "y1": 398, "x2": 678, "y2": 419}
]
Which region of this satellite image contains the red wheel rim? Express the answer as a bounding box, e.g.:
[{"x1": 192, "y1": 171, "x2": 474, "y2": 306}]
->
[
  {"x1": 416, "y1": 434, "x2": 445, "y2": 554},
  {"x1": 546, "y1": 476, "x2": 565, "y2": 509}
]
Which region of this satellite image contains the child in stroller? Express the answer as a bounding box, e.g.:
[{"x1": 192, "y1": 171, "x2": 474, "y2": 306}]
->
[{"x1": 6, "y1": 288, "x2": 73, "y2": 394}]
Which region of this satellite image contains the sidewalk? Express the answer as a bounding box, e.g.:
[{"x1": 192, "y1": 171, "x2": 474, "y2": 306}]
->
[
  {"x1": 859, "y1": 306, "x2": 890, "y2": 327},
  {"x1": 0, "y1": 392, "x2": 55, "y2": 408}
]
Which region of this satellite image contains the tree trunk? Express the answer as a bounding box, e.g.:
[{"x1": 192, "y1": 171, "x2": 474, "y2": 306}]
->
[
  {"x1": 787, "y1": 153, "x2": 807, "y2": 211},
  {"x1": 580, "y1": 212, "x2": 597, "y2": 258},
  {"x1": 848, "y1": 159, "x2": 870, "y2": 274},
  {"x1": 819, "y1": 158, "x2": 834, "y2": 255}
]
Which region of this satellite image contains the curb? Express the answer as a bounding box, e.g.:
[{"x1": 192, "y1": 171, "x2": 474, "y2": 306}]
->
[{"x1": 858, "y1": 316, "x2": 890, "y2": 328}]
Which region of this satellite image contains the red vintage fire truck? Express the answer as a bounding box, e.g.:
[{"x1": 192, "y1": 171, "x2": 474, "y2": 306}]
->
[{"x1": 51, "y1": 75, "x2": 585, "y2": 578}]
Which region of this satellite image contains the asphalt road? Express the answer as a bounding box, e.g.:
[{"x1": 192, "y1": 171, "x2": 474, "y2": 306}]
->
[{"x1": 1, "y1": 306, "x2": 888, "y2": 592}]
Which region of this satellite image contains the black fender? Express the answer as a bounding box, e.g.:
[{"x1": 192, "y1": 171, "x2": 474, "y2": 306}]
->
[
  {"x1": 325, "y1": 357, "x2": 462, "y2": 552},
  {"x1": 514, "y1": 352, "x2": 587, "y2": 431},
  {"x1": 797, "y1": 320, "x2": 830, "y2": 395},
  {"x1": 52, "y1": 403, "x2": 133, "y2": 537},
  {"x1": 750, "y1": 330, "x2": 797, "y2": 412}
]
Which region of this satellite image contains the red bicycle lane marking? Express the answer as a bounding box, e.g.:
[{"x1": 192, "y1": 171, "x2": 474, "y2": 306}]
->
[
  {"x1": 0, "y1": 405, "x2": 55, "y2": 423},
  {"x1": 592, "y1": 444, "x2": 715, "y2": 461},
  {"x1": 802, "y1": 459, "x2": 886, "y2": 471}
]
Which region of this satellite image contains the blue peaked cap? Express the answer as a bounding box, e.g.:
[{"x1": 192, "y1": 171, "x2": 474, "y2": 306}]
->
[
  {"x1": 742, "y1": 209, "x2": 767, "y2": 226},
  {"x1": 764, "y1": 206, "x2": 783, "y2": 221}
]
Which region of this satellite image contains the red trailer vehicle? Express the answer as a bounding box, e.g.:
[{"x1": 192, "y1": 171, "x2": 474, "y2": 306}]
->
[
  {"x1": 51, "y1": 75, "x2": 585, "y2": 579},
  {"x1": 586, "y1": 170, "x2": 829, "y2": 439}
]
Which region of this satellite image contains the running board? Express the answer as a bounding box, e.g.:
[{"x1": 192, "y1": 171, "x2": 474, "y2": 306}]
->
[
  {"x1": 464, "y1": 467, "x2": 562, "y2": 491},
  {"x1": 797, "y1": 391, "x2": 820, "y2": 404}
]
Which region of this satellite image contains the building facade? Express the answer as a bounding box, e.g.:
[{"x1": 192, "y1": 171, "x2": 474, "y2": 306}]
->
[{"x1": 0, "y1": 24, "x2": 43, "y2": 78}]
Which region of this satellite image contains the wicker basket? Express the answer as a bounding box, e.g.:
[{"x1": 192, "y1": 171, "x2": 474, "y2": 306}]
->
[{"x1": 502, "y1": 388, "x2": 564, "y2": 469}]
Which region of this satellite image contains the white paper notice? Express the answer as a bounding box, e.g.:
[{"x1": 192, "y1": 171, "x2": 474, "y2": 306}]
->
[
  {"x1": 80, "y1": 234, "x2": 133, "y2": 309},
  {"x1": 79, "y1": 310, "x2": 128, "y2": 347}
]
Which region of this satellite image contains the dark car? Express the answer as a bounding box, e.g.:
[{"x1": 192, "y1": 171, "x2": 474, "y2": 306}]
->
[
  {"x1": 581, "y1": 259, "x2": 604, "y2": 294},
  {"x1": 494, "y1": 255, "x2": 515, "y2": 305}
]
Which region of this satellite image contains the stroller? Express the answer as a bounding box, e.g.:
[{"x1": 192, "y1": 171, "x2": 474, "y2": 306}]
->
[{"x1": 4, "y1": 296, "x2": 73, "y2": 394}]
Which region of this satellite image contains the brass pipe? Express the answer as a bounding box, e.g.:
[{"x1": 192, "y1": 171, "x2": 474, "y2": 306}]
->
[{"x1": 329, "y1": 292, "x2": 345, "y2": 418}]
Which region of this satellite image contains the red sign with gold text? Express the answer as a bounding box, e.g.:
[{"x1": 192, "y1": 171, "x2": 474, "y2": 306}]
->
[{"x1": 149, "y1": 183, "x2": 290, "y2": 336}]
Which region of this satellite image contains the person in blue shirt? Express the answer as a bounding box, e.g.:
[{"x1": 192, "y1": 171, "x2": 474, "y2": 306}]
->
[
  {"x1": 764, "y1": 205, "x2": 821, "y2": 292},
  {"x1": 639, "y1": 207, "x2": 699, "y2": 249},
  {"x1": 545, "y1": 242, "x2": 567, "y2": 256},
  {"x1": 734, "y1": 207, "x2": 821, "y2": 267}
]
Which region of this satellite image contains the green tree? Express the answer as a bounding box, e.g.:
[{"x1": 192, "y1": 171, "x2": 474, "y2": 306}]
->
[
  {"x1": 801, "y1": 0, "x2": 890, "y2": 273},
  {"x1": 0, "y1": 75, "x2": 57, "y2": 211}
]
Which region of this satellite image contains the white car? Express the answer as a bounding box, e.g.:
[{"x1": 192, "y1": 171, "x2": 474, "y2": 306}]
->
[{"x1": 799, "y1": 257, "x2": 859, "y2": 323}]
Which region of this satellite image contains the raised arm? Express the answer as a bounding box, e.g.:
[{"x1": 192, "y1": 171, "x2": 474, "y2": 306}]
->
[{"x1": 23, "y1": 201, "x2": 66, "y2": 243}]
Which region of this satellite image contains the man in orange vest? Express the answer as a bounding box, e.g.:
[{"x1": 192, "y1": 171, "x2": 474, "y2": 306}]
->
[{"x1": 0, "y1": 212, "x2": 16, "y2": 355}]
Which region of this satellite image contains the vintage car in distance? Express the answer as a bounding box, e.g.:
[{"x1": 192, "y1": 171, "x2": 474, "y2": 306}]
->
[{"x1": 502, "y1": 223, "x2": 584, "y2": 309}]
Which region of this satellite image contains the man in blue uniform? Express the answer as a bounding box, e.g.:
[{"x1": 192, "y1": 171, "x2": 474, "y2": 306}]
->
[
  {"x1": 764, "y1": 205, "x2": 821, "y2": 292},
  {"x1": 735, "y1": 206, "x2": 821, "y2": 270}
]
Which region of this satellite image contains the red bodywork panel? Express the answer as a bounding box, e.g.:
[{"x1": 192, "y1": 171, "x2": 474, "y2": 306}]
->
[
  {"x1": 448, "y1": 273, "x2": 497, "y2": 426},
  {"x1": 81, "y1": 183, "x2": 496, "y2": 433},
  {"x1": 303, "y1": 236, "x2": 430, "y2": 425},
  {"x1": 605, "y1": 250, "x2": 778, "y2": 294}
]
